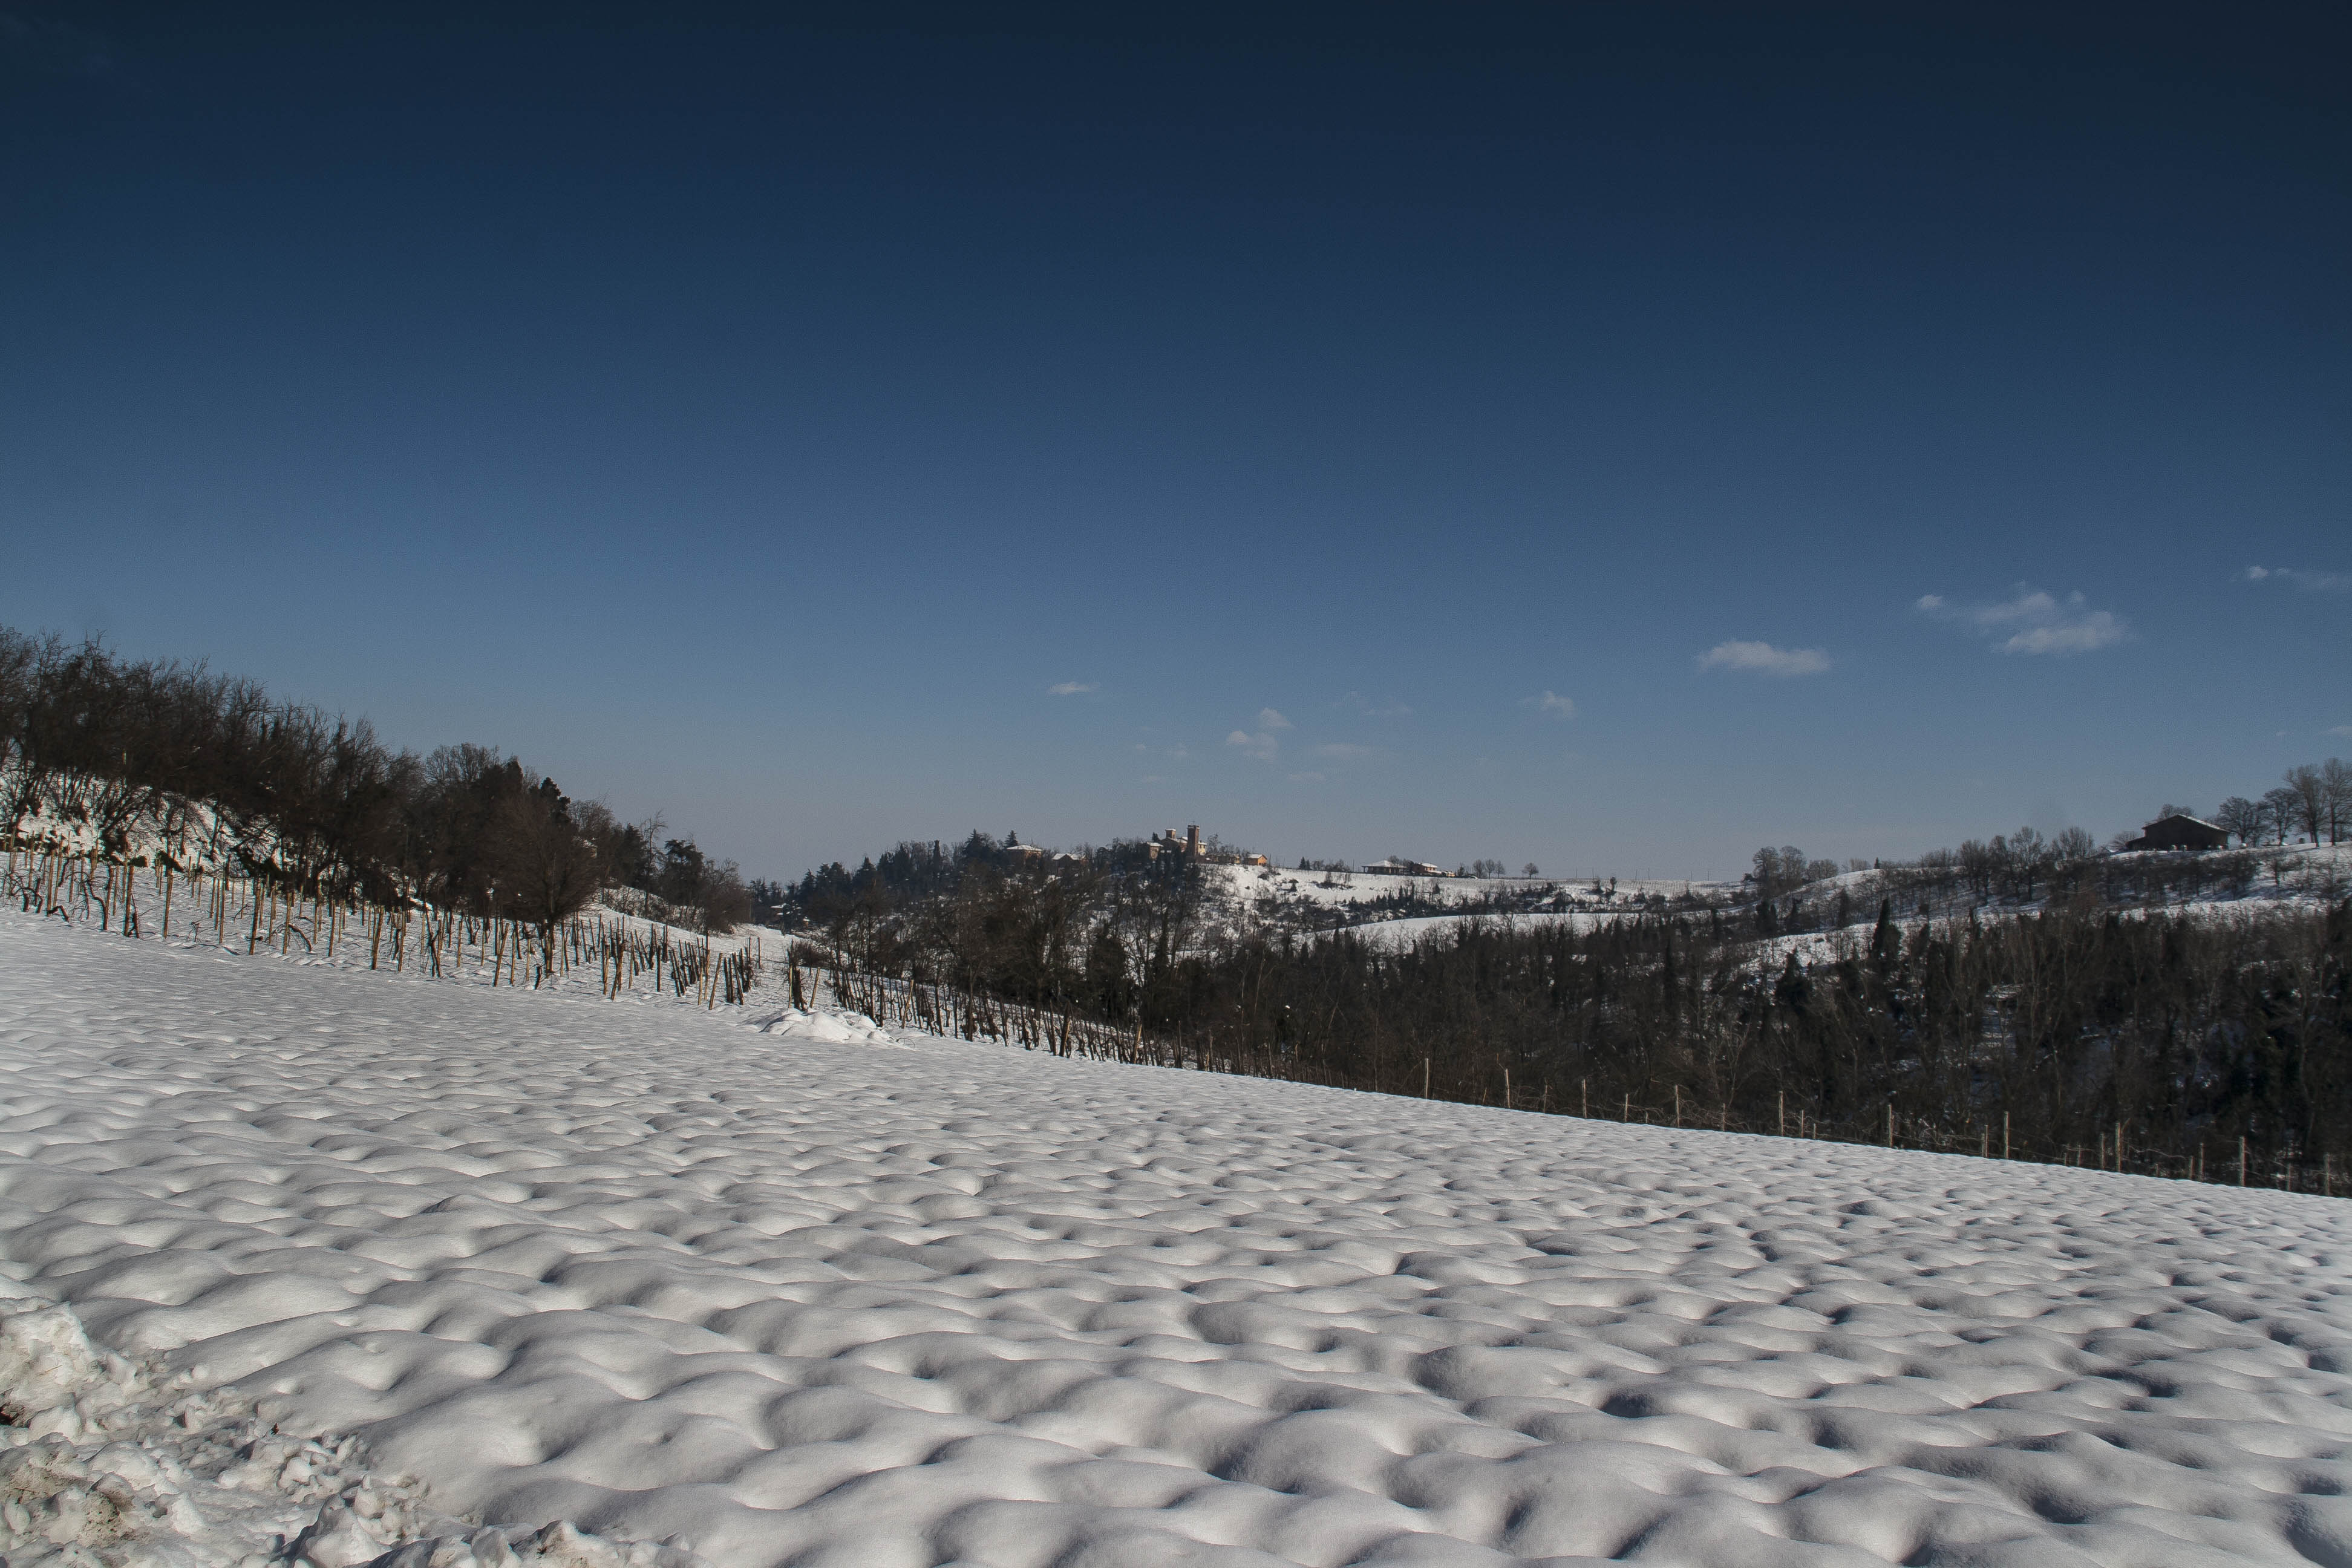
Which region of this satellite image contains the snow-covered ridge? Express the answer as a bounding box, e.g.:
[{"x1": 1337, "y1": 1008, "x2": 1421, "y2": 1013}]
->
[{"x1": 6, "y1": 908, "x2": 2352, "y2": 1566}]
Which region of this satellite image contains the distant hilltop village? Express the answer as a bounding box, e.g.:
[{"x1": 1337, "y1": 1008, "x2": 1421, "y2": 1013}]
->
[
  {"x1": 1145, "y1": 825, "x2": 1269, "y2": 867},
  {"x1": 1143, "y1": 826, "x2": 1444, "y2": 876}
]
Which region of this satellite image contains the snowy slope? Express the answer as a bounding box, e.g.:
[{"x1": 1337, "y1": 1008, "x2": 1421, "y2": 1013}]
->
[{"x1": 4, "y1": 911, "x2": 2352, "y2": 1568}]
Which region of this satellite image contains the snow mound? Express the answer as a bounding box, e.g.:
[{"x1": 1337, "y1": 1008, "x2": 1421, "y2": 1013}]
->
[
  {"x1": 751, "y1": 1007, "x2": 903, "y2": 1047},
  {"x1": 5, "y1": 910, "x2": 2352, "y2": 1567}
]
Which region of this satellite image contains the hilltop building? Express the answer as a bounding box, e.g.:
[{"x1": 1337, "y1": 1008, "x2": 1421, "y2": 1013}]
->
[
  {"x1": 2126, "y1": 814, "x2": 2229, "y2": 852},
  {"x1": 1142, "y1": 826, "x2": 1269, "y2": 867},
  {"x1": 1147, "y1": 826, "x2": 1204, "y2": 861}
]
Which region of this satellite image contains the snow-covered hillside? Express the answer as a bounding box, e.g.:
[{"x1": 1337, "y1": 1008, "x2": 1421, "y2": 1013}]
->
[
  {"x1": 4, "y1": 910, "x2": 2351, "y2": 1568},
  {"x1": 1251, "y1": 844, "x2": 2352, "y2": 955},
  {"x1": 1213, "y1": 864, "x2": 1730, "y2": 948},
  {"x1": 1217, "y1": 864, "x2": 1723, "y2": 912}
]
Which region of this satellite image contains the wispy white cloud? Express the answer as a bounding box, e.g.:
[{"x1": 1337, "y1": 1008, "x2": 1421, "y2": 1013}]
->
[
  {"x1": 1227, "y1": 709, "x2": 1292, "y2": 762},
  {"x1": 2329, "y1": 725, "x2": 2352, "y2": 738},
  {"x1": 1696, "y1": 641, "x2": 1831, "y2": 677},
  {"x1": 1312, "y1": 742, "x2": 1379, "y2": 760},
  {"x1": 2246, "y1": 565, "x2": 2351, "y2": 592},
  {"x1": 1287, "y1": 771, "x2": 1326, "y2": 784},
  {"x1": 1047, "y1": 681, "x2": 1099, "y2": 696},
  {"x1": 1916, "y1": 587, "x2": 2127, "y2": 655},
  {"x1": 1338, "y1": 692, "x2": 1413, "y2": 717},
  {"x1": 1524, "y1": 690, "x2": 1577, "y2": 718}
]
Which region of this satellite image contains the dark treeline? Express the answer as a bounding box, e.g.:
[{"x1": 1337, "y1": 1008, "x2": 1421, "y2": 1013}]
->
[
  {"x1": 0, "y1": 629, "x2": 751, "y2": 930},
  {"x1": 794, "y1": 830, "x2": 2352, "y2": 1183},
  {"x1": 795, "y1": 834, "x2": 1193, "y2": 1013},
  {"x1": 1128, "y1": 901, "x2": 2352, "y2": 1183}
]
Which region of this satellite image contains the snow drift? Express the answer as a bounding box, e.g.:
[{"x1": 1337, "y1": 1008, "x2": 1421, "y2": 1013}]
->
[{"x1": 2, "y1": 909, "x2": 2351, "y2": 1567}]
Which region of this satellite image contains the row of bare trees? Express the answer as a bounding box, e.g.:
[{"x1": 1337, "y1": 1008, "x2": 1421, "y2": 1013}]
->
[{"x1": 2213, "y1": 760, "x2": 2352, "y2": 848}]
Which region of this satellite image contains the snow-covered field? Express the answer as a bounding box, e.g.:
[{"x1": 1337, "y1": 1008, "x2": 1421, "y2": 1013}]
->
[
  {"x1": 5, "y1": 910, "x2": 2352, "y2": 1568},
  {"x1": 1220, "y1": 867, "x2": 1720, "y2": 913}
]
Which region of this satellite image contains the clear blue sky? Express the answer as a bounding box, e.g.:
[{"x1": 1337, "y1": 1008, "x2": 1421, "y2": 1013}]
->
[{"x1": 3, "y1": 4, "x2": 2346, "y2": 880}]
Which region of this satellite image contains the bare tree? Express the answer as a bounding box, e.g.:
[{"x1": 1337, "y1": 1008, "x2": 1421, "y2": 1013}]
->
[
  {"x1": 2262, "y1": 785, "x2": 2304, "y2": 845},
  {"x1": 2213, "y1": 796, "x2": 2263, "y2": 848},
  {"x1": 2323, "y1": 758, "x2": 2351, "y2": 845},
  {"x1": 488, "y1": 779, "x2": 602, "y2": 964},
  {"x1": 2284, "y1": 767, "x2": 2327, "y2": 843}
]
